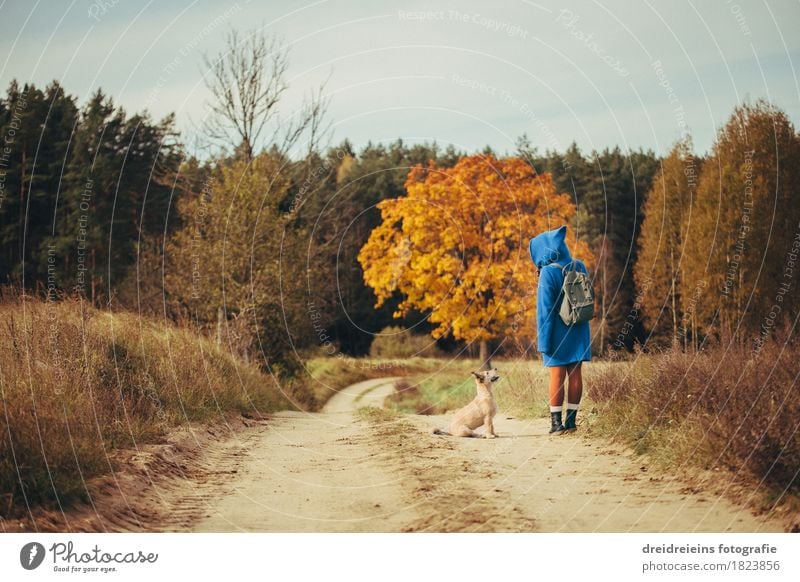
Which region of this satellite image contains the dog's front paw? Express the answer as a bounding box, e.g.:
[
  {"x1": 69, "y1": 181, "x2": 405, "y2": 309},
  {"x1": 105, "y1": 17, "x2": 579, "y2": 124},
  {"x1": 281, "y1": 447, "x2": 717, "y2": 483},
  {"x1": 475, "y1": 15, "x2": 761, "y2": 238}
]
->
[{"x1": 485, "y1": 433, "x2": 497, "y2": 439}]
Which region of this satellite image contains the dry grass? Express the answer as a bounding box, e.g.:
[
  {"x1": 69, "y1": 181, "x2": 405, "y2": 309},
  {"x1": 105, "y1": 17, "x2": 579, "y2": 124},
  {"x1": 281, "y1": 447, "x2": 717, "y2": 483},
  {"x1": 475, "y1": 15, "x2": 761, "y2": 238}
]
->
[
  {"x1": 586, "y1": 342, "x2": 800, "y2": 503},
  {"x1": 0, "y1": 296, "x2": 487, "y2": 517},
  {"x1": 0, "y1": 295, "x2": 298, "y2": 516},
  {"x1": 384, "y1": 358, "x2": 553, "y2": 418},
  {"x1": 356, "y1": 406, "x2": 400, "y2": 423},
  {"x1": 369, "y1": 326, "x2": 443, "y2": 358}
]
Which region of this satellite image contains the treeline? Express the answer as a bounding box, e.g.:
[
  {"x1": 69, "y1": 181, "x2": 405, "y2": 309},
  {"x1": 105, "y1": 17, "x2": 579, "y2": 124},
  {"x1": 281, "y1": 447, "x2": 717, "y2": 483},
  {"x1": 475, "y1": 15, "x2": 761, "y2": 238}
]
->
[
  {"x1": 160, "y1": 138, "x2": 464, "y2": 370},
  {"x1": 0, "y1": 81, "x2": 181, "y2": 301},
  {"x1": 2, "y1": 78, "x2": 797, "y2": 368},
  {"x1": 518, "y1": 139, "x2": 660, "y2": 351},
  {"x1": 0, "y1": 80, "x2": 465, "y2": 369},
  {"x1": 633, "y1": 101, "x2": 800, "y2": 351},
  {"x1": 520, "y1": 99, "x2": 800, "y2": 353}
]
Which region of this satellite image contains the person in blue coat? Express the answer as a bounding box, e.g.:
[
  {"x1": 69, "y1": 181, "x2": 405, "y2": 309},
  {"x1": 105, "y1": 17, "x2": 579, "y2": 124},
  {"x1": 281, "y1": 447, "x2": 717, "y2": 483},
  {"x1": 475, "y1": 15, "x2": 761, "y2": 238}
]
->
[{"x1": 529, "y1": 225, "x2": 592, "y2": 435}]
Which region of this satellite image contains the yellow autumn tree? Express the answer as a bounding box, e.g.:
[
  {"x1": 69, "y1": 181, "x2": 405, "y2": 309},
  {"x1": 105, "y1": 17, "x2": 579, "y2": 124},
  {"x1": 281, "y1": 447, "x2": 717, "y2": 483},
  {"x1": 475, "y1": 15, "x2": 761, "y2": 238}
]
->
[
  {"x1": 682, "y1": 101, "x2": 800, "y2": 344},
  {"x1": 358, "y1": 154, "x2": 591, "y2": 365},
  {"x1": 634, "y1": 138, "x2": 702, "y2": 347}
]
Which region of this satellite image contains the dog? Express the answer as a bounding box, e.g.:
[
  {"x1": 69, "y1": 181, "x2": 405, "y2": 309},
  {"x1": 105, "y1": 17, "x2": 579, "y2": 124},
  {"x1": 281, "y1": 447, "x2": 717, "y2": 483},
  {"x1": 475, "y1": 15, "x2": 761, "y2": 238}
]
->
[{"x1": 432, "y1": 368, "x2": 500, "y2": 438}]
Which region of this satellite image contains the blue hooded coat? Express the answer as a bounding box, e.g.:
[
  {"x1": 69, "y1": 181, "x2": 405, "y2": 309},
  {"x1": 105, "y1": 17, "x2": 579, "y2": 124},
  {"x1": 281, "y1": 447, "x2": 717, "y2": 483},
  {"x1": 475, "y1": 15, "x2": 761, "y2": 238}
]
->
[{"x1": 529, "y1": 225, "x2": 592, "y2": 367}]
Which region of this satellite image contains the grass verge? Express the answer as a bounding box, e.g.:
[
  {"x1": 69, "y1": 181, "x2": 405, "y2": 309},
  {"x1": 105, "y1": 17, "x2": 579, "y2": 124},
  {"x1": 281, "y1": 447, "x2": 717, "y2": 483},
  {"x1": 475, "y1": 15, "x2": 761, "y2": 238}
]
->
[
  {"x1": 0, "y1": 297, "x2": 492, "y2": 517},
  {"x1": 0, "y1": 297, "x2": 300, "y2": 516},
  {"x1": 299, "y1": 356, "x2": 467, "y2": 410},
  {"x1": 586, "y1": 343, "x2": 799, "y2": 521}
]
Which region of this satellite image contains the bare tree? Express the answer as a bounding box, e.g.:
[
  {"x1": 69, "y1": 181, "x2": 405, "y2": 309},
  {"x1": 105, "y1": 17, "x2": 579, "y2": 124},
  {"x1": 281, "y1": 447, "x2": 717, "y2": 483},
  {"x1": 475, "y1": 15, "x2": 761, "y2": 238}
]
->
[{"x1": 202, "y1": 28, "x2": 330, "y2": 160}]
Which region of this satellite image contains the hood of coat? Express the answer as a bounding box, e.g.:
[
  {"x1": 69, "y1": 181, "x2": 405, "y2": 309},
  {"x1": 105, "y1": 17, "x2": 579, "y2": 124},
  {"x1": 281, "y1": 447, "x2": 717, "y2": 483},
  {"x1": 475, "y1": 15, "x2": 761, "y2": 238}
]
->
[{"x1": 528, "y1": 225, "x2": 572, "y2": 269}]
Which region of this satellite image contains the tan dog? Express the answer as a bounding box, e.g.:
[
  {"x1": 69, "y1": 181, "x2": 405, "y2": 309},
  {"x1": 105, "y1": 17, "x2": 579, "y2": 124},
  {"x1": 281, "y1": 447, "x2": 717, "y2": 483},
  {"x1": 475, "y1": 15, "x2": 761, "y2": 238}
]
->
[{"x1": 432, "y1": 369, "x2": 500, "y2": 438}]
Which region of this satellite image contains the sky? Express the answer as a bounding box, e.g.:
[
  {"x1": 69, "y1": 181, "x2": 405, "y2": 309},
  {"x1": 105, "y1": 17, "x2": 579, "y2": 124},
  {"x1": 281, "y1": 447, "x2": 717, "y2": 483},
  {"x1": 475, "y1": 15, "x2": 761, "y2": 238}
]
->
[{"x1": 1, "y1": 0, "x2": 798, "y2": 157}]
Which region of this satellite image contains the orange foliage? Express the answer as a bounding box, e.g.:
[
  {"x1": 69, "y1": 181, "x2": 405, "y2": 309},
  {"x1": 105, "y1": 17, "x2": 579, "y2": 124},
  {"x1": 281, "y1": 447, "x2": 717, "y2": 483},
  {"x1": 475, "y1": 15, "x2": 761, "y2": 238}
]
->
[{"x1": 358, "y1": 155, "x2": 591, "y2": 344}]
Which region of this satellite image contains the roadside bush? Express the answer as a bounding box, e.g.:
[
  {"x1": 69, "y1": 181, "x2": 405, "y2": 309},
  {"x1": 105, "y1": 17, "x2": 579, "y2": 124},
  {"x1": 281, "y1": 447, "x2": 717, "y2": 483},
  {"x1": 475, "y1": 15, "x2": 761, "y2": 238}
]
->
[
  {"x1": 0, "y1": 295, "x2": 297, "y2": 515},
  {"x1": 588, "y1": 341, "x2": 800, "y2": 498},
  {"x1": 369, "y1": 326, "x2": 442, "y2": 359}
]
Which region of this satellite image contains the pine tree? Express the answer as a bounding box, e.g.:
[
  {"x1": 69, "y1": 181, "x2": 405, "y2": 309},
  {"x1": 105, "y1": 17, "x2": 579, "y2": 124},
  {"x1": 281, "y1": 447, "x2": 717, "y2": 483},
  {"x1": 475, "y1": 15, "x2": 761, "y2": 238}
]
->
[
  {"x1": 0, "y1": 82, "x2": 77, "y2": 289},
  {"x1": 53, "y1": 90, "x2": 181, "y2": 303}
]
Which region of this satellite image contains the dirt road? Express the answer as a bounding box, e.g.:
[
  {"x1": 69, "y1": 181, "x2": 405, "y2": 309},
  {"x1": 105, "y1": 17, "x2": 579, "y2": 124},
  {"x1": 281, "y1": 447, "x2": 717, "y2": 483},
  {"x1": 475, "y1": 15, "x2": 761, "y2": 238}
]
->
[{"x1": 183, "y1": 378, "x2": 784, "y2": 533}]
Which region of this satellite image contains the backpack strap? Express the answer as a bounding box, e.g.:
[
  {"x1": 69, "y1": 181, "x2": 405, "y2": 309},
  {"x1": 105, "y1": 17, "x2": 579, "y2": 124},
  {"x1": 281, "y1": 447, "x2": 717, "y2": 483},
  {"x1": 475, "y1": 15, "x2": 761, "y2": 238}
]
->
[{"x1": 560, "y1": 260, "x2": 578, "y2": 275}]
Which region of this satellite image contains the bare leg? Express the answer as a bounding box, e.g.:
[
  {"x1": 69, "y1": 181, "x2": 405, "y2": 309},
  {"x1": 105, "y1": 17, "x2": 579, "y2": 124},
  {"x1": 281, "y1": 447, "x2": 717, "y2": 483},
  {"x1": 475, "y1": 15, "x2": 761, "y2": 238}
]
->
[
  {"x1": 549, "y1": 366, "x2": 567, "y2": 407},
  {"x1": 548, "y1": 366, "x2": 567, "y2": 434},
  {"x1": 566, "y1": 362, "x2": 583, "y2": 405},
  {"x1": 564, "y1": 362, "x2": 583, "y2": 432}
]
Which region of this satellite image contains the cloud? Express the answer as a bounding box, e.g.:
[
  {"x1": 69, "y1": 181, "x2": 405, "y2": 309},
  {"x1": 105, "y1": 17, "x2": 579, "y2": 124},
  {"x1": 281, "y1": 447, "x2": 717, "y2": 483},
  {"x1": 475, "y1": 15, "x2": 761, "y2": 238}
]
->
[{"x1": 1, "y1": 0, "x2": 798, "y2": 156}]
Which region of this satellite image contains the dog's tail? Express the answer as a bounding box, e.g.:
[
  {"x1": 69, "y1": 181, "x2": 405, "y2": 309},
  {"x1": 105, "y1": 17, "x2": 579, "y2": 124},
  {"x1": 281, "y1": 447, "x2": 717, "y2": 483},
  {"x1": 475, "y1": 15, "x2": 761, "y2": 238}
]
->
[{"x1": 431, "y1": 428, "x2": 449, "y2": 436}]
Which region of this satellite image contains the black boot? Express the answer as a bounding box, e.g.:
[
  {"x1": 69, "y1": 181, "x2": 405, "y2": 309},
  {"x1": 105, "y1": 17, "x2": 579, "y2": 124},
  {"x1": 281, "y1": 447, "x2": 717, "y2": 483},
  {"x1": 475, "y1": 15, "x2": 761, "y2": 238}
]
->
[
  {"x1": 564, "y1": 409, "x2": 578, "y2": 432},
  {"x1": 549, "y1": 411, "x2": 565, "y2": 435}
]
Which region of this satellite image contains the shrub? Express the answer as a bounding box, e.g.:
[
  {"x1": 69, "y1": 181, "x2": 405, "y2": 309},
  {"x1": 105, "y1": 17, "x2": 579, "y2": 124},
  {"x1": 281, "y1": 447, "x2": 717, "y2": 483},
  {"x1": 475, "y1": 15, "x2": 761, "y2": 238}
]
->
[
  {"x1": 369, "y1": 326, "x2": 442, "y2": 359},
  {"x1": 0, "y1": 295, "x2": 297, "y2": 515},
  {"x1": 587, "y1": 341, "x2": 800, "y2": 498}
]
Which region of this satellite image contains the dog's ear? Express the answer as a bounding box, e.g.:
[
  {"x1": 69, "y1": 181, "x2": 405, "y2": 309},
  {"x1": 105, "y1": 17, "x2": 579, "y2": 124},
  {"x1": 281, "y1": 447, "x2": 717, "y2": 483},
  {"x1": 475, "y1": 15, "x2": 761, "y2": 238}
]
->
[{"x1": 472, "y1": 371, "x2": 482, "y2": 379}]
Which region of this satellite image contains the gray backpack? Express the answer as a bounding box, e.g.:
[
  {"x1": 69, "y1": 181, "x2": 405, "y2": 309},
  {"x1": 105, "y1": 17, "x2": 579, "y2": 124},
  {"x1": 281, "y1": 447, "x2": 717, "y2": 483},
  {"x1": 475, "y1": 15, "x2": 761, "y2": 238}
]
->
[{"x1": 558, "y1": 261, "x2": 595, "y2": 325}]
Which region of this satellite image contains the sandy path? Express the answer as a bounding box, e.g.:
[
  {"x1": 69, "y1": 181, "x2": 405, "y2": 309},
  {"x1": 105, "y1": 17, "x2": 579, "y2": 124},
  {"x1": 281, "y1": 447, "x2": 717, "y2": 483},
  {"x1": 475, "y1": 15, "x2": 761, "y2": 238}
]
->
[
  {"x1": 186, "y1": 377, "x2": 784, "y2": 533},
  {"x1": 404, "y1": 415, "x2": 783, "y2": 532},
  {"x1": 192, "y1": 378, "x2": 417, "y2": 532},
  {"x1": 15, "y1": 376, "x2": 786, "y2": 533},
  {"x1": 172, "y1": 379, "x2": 783, "y2": 532}
]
